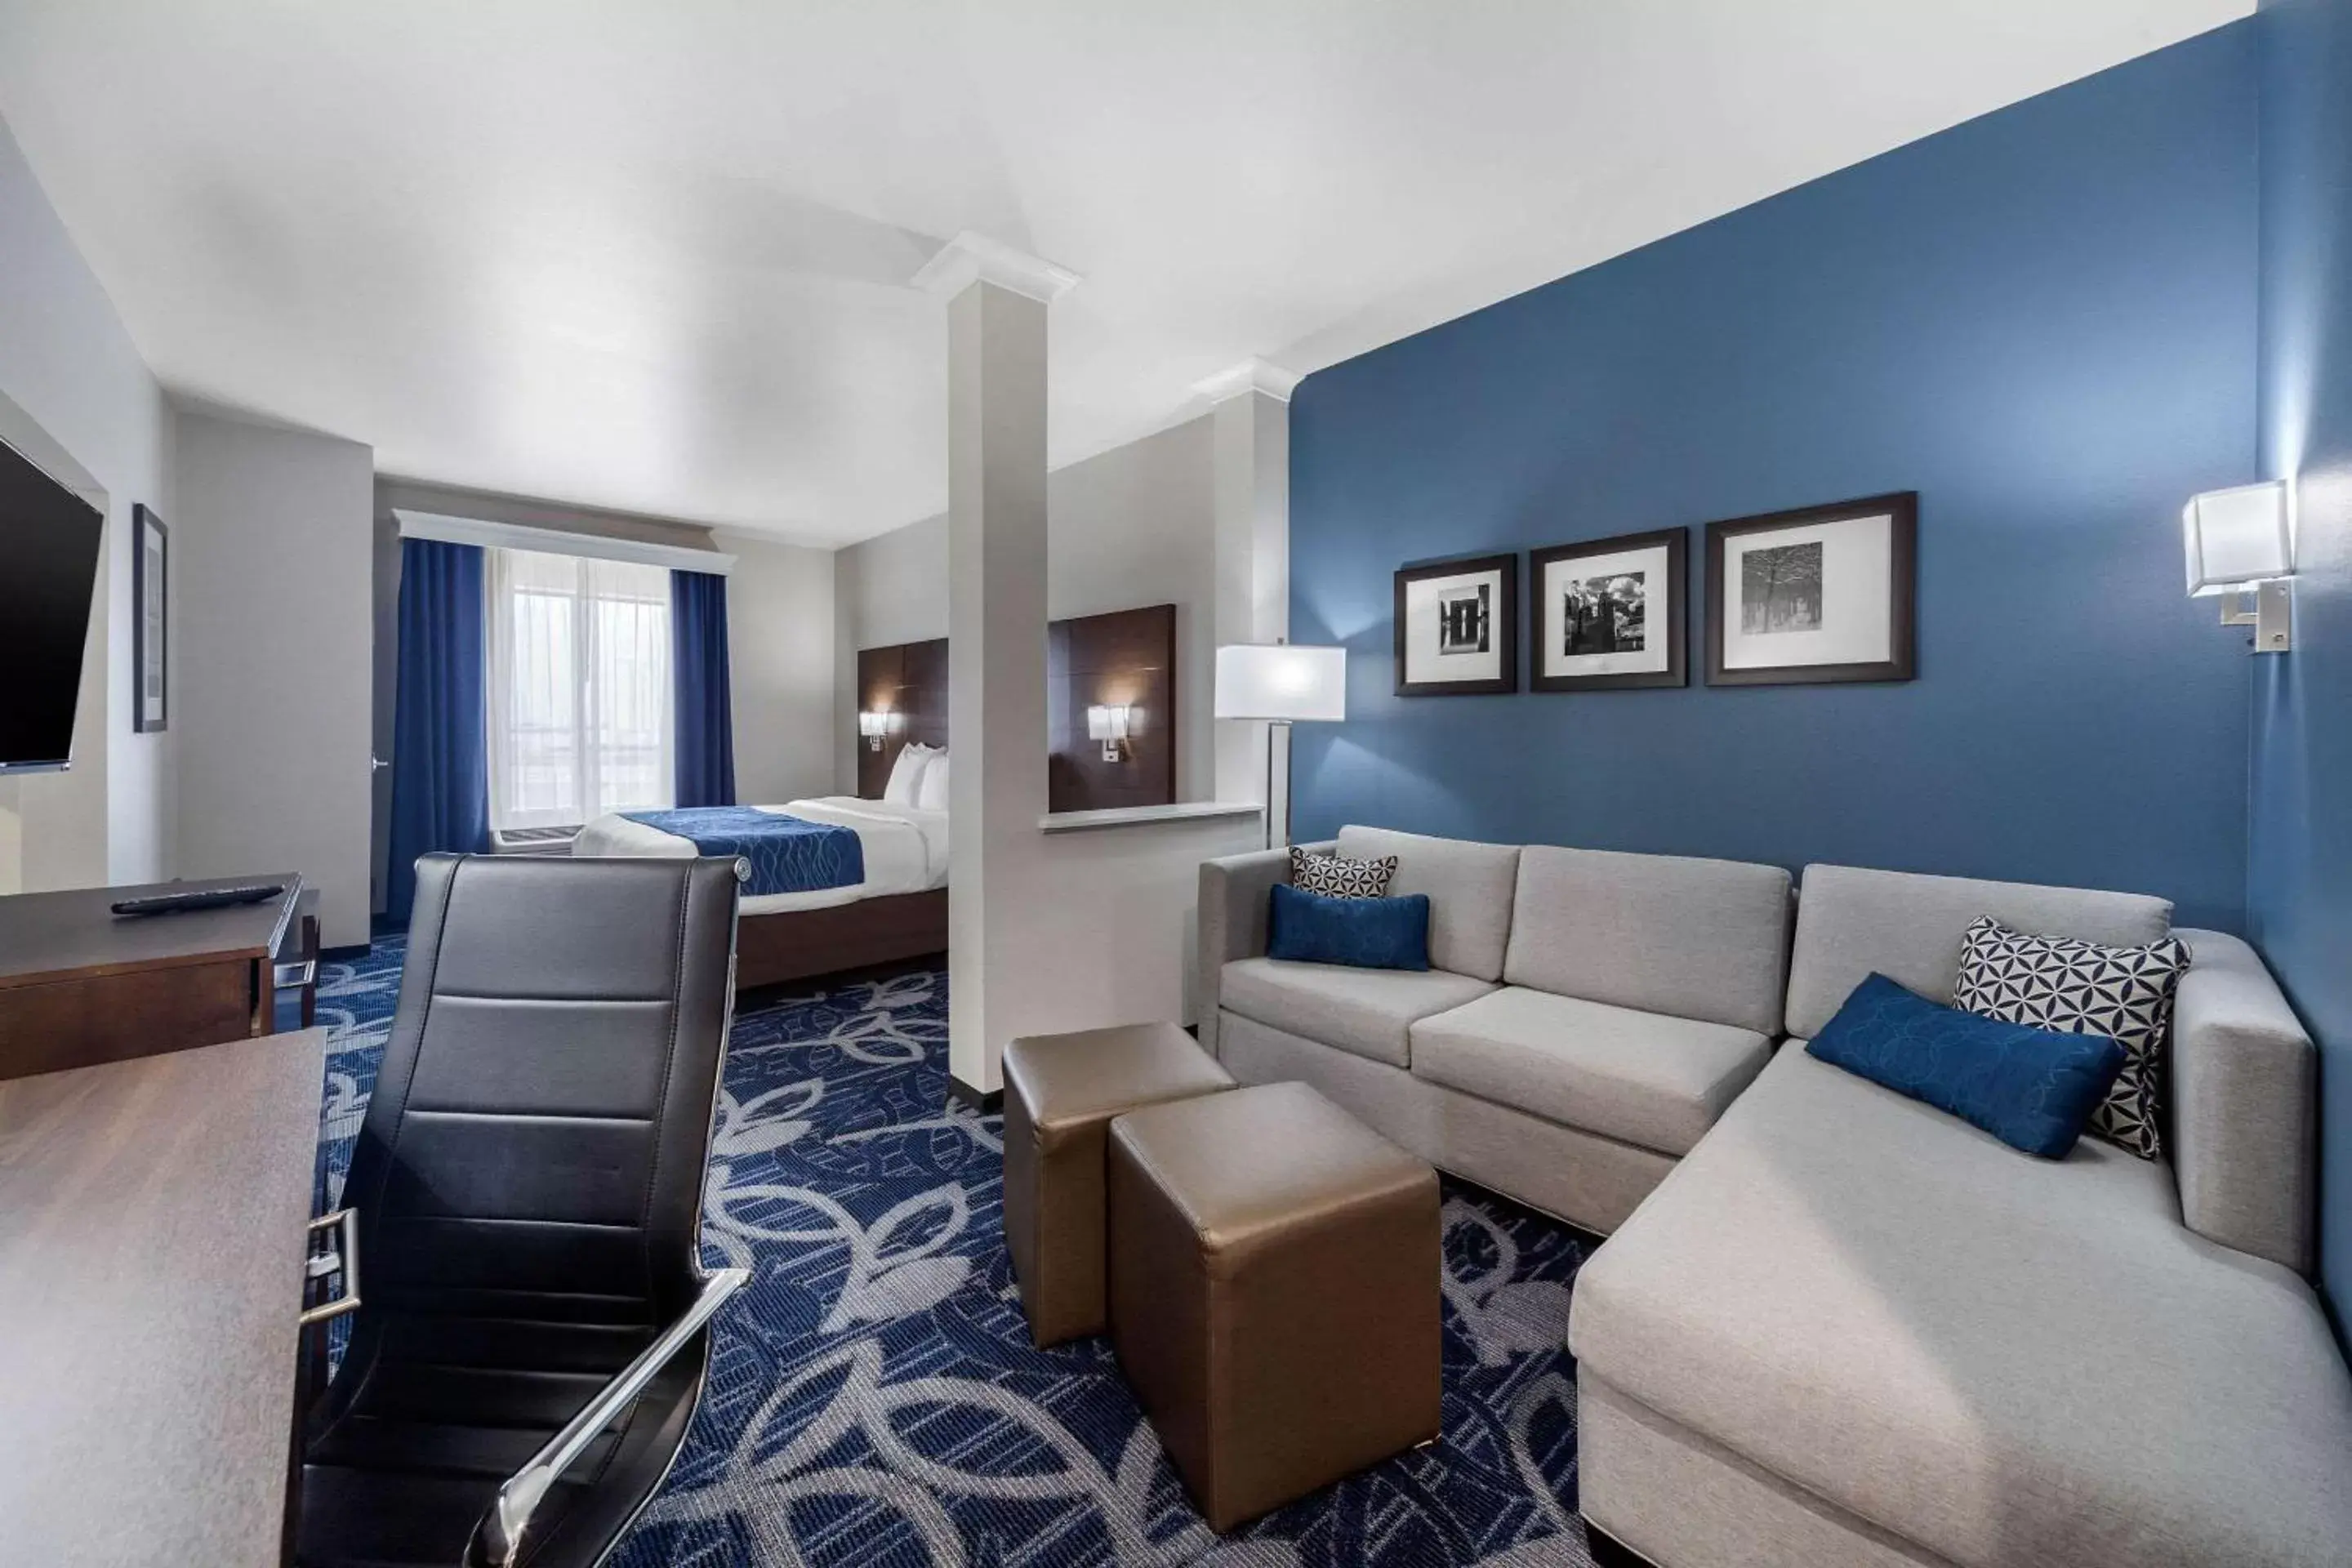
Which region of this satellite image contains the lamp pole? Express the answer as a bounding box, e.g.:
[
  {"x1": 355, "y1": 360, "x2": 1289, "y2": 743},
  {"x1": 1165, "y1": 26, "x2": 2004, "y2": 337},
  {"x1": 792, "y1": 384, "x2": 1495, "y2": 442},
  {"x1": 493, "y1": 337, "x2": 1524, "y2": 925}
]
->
[{"x1": 1264, "y1": 719, "x2": 1290, "y2": 853}]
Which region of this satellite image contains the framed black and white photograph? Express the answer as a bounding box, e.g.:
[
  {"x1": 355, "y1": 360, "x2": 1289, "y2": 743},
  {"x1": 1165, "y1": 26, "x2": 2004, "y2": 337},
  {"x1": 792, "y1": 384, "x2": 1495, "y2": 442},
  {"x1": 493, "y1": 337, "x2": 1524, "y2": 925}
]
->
[
  {"x1": 132, "y1": 503, "x2": 168, "y2": 733},
  {"x1": 1705, "y1": 492, "x2": 1916, "y2": 686},
  {"x1": 1394, "y1": 553, "x2": 1517, "y2": 695},
  {"x1": 1531, "y1": 528, "x2": 1686, "y2": 692}
]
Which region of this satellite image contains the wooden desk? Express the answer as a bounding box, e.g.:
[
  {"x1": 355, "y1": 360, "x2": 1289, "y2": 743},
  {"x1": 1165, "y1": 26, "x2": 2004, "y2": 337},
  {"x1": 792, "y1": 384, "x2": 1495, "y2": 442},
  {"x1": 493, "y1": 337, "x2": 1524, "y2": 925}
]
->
[
  {"x1": 0, "y1": 1030, "x2": 323, "y2": 1566},
  {"x1": 0, "y1": 875, "x2": 301, "y2": 1082}
]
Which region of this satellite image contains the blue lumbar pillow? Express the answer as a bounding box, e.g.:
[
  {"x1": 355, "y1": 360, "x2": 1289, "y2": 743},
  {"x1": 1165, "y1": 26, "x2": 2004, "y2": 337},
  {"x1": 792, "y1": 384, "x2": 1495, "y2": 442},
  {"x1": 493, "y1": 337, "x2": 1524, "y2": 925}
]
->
[
  {"x1": 1267, "y1": 881, "x2": 1432, "y2": 971},
  {"x1": 1806, "y1": 973, "x2": 2126, "y2": 1159}
]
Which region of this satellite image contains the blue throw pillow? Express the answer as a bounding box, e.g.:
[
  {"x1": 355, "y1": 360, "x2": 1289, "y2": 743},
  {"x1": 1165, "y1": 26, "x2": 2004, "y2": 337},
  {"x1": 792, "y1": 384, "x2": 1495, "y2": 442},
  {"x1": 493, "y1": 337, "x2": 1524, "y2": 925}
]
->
[
  {"x1": 1806, "y1": 973, "x2": 2127, "y2": 1159},
  {"x1": 1266, "y1": 882, "x2": 1432, "y2": 971}
]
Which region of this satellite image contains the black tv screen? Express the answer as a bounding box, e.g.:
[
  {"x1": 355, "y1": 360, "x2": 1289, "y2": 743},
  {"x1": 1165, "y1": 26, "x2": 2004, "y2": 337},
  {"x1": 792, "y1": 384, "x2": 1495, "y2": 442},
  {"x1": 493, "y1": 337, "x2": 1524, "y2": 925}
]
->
[{"x1": 0, "y1": 434, "x2": 105, "y2": 773}]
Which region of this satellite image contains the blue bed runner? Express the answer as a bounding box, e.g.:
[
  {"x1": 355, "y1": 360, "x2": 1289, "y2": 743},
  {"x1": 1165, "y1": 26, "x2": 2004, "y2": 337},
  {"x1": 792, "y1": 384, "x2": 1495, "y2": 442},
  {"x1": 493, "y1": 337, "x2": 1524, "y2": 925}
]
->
[{"x1": 617, "y1": 806, "x2": 864, "y2": 898}]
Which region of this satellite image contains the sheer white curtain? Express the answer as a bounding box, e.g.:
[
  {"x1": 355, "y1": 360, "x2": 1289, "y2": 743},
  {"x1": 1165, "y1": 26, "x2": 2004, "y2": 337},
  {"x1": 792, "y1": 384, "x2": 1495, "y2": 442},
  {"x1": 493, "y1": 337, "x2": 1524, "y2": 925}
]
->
[{"x1": 485, "y1": 546, "x2": 674, "y2": 830}]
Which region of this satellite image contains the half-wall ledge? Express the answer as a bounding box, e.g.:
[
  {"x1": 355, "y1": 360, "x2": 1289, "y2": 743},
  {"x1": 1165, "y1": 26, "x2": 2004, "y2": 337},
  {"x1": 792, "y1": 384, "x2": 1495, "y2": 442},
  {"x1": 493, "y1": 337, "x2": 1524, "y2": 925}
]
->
[{"x1": 1037, "y1": 801, "x2": 1264, "y2": 834}]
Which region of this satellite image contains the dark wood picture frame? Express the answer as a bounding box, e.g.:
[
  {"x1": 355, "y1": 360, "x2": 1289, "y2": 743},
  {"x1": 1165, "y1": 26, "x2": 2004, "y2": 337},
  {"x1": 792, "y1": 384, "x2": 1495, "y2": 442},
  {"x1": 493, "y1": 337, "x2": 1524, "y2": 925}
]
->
[
  {"x1": 1393, "y1": 552, "x2": 1518, "y2": 696},
  {"x1": 1704, "y1": 492, "x2": 1917, "y2": 687},
  {"x1": 131, "y1": 504, "x2": 167, "y2": 733},
  {"x1": 1048, "y1": 603, "x2": 1177, "y2": 814},
  {"x1": 1530, "y1": 528, "x2": 1687, "y2": 692}
]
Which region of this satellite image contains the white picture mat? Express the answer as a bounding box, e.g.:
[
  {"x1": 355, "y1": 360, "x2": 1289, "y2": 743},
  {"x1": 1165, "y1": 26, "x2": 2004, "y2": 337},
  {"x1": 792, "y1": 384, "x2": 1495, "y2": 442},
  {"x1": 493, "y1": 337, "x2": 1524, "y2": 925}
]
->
[
  {"x1": 1721, "y1": 512, "x2": 1893, "y2": 670},
  {"x1": 1404, "y1": 568, "x2": 1504, "y2": 684},
  {"x1": 1542, "y1": 542, "x2": 1670, "y2": 677},
  {"x1": 138, "y1": 516, "x2": 166, "y2": 724}
]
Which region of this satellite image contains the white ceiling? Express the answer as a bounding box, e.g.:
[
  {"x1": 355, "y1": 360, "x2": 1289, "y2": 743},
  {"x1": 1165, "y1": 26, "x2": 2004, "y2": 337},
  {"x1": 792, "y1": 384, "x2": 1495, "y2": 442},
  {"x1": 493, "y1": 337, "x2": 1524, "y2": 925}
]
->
[{"x1": 0, "y1": 1, "x2": 2247, "y2": 546}]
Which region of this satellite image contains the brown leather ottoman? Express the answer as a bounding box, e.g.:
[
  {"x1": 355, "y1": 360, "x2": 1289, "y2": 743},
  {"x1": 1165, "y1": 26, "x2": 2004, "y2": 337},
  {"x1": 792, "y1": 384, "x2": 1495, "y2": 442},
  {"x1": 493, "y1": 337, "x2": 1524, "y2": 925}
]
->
[
  {"x1": 1001, "y1": 1022, "x2": 1235, "y2": 1347},
  {"x1": 1107, "y1": 1080, "x2": 1442, "y2": 1530}
]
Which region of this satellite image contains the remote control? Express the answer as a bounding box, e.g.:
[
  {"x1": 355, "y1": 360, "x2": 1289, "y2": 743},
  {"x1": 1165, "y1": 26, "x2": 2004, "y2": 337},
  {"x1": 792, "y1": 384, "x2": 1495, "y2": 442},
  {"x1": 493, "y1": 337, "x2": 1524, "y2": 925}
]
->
[{"x1": 111, "y1": 883, "x2": 287, "y2": 918}]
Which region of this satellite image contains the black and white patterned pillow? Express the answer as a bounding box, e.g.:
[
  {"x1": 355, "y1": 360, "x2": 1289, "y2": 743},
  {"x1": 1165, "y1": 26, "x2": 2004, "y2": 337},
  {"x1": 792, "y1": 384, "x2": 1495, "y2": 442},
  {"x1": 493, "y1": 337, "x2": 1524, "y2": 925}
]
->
[
  {"x1": 1951, "y1": 915, "x2": 2191, "y2": 1160},
  {"x1": 1290, "y1": 846, "x2": 1397, "y2": 900}
]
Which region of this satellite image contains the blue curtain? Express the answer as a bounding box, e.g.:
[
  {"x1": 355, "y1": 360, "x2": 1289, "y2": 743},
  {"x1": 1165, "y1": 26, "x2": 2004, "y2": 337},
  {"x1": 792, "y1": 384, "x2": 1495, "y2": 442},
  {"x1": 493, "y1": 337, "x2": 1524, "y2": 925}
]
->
[
  {"x1": 671, "y1": 569, "x2": 737, "y2": 807},
  {"x1": 385, "y1": 537, "x2": 489, "y2": 925}
]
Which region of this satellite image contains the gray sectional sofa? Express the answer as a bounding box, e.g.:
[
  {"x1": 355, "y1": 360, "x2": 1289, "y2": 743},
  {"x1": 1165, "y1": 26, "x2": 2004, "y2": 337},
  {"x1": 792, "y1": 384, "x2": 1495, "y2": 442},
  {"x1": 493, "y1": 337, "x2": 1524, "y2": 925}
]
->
[
  {"x1": 1200, "y1": 825, "x2": 1793, "y2": 1234},
  {"x1": 1196, "y1": 830, "x2": 2352, "y2": 1568}
]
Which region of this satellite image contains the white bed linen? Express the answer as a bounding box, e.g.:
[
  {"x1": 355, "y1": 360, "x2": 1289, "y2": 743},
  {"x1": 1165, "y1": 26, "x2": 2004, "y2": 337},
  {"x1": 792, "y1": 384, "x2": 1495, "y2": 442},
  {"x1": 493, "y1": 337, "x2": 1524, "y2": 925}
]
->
[{"x1": 571, "y1": 796, "x2": 950, "y2": 915}]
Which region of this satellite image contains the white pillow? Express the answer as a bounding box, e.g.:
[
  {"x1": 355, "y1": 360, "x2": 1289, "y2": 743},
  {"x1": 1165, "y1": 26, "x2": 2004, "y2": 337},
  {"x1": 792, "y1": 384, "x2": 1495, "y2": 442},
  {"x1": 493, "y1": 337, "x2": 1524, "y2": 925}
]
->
[
  {"x1": 883, "y1": 744, "x2": 933, "y2": 804},
  {"x1": 915, "y1": 750, "x2": 950, "y2": 812}
]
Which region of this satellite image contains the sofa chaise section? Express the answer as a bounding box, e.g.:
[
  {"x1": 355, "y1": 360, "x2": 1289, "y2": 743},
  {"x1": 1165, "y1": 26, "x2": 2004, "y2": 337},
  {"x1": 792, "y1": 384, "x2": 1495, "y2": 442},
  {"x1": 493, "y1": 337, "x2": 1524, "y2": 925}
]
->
[{"x1": 1570, "y1": 863, "x2": 2352, "y2": 1568}]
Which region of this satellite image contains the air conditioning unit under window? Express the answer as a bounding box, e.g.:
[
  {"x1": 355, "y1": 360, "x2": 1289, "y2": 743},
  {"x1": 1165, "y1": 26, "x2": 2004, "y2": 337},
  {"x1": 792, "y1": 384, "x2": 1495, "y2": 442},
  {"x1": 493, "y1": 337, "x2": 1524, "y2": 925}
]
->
[{"x1": 490, "y1": 826, "x2": 581, "y2": 856}]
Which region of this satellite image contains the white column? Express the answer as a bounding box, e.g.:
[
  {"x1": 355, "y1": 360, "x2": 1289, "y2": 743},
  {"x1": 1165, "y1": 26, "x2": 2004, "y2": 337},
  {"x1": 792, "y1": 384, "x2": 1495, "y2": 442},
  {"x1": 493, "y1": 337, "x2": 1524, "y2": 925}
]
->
[
  {"x1": 1198, "y1": 359, "x2": 1301, "y2": 818},
  {"x1": 915, "y1": 234, "x2": 1077, "y2": 1100}
]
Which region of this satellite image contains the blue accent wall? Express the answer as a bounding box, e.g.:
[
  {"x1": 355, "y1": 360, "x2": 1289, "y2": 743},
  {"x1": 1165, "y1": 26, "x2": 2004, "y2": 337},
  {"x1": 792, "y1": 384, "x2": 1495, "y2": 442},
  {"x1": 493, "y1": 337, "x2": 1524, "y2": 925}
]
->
[
  {"x1": 2250, "y1": 0, "x2": 2352, "y2": 1319},
  {"x1": 1289, "y1": 25, "x2": 2259, "y2": 932}
]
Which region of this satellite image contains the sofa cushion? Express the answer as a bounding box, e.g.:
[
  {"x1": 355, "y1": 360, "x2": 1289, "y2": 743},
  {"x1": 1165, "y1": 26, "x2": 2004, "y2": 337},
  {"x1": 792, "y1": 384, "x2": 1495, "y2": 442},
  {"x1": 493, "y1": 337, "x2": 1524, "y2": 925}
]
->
[
  {"x1": 1335, "y1": 826, "x2": 1520, "y2": 982},
  {"x1": 1784, "y1": 863, "x2": 2173, "y2": 1039},
  {"x1": 1289, "y1": 845, "x2": 1396, "y2": 898},
  {"x1": 1218, "y1": 957, "x2": 1494, "y2": 1069},
  {"x1": 1954, "y1": 915, "x2": 2190, "y2": 1162},
  {"x1": 1503, "y1": 846, "x2": 1791, "y2": 1035},
  {"x1": 1410, "y1": 987, "x2": 1771, "y2": 1156},
  {"x1": 1570, "y1": 1045, "x2": 2352, "y2": 1568}
]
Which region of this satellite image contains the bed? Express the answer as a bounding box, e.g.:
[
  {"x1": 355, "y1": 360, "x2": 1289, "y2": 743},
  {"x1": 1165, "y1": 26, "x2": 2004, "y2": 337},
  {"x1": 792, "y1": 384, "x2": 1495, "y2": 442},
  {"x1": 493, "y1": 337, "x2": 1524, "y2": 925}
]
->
[{"x1": 572, "y1": 796, "x2": 949, "y2": 989}]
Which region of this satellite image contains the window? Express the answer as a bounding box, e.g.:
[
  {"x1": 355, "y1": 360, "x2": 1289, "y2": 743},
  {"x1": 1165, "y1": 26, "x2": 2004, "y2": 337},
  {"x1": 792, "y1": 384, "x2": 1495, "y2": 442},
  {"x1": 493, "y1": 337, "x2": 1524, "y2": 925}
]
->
[{"x1": 485, "y1": 547, "x2": 673, "y2": 830}]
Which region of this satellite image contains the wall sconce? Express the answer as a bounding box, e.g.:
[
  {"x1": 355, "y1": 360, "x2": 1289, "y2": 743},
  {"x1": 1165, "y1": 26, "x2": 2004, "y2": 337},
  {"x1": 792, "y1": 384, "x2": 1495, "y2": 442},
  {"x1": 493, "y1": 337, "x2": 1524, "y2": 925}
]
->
[
  {"x1": 2184, "y1": 479, "x2": 2294, "y2": 653},
  {"x1": 1086, "y1": 704, "x2": 1132, "y2": 762},
  {"x1": 858, "y1": 710, "x2": 893, "y2": 751}
]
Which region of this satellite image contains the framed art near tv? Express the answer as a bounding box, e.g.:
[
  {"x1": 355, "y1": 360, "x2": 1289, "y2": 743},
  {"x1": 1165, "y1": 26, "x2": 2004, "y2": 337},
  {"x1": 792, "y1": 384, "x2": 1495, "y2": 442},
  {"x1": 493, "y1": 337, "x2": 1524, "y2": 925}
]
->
[
  {"x1": 132, "y1": 503, "x2": 168, "y2": 733},
  {"x1": 1704, "y1": 492, "x2": 1916, "y2": 687},
  {"x1": 1530, "y1": 528, "x2": 1686, "y2": 692},
  {"x1": 1394, "y1": 553, "x2": 1517, "y2": 695}
]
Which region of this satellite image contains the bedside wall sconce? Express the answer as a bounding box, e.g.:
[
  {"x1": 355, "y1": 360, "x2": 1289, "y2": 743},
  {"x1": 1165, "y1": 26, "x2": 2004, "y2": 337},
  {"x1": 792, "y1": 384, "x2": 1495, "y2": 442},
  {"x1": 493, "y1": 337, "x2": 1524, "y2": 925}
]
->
[
  {"x1": 1086, "y1": 704, "x2": 1132, "y2": 762},
  {"x1": 859, "y1": 710, "x2": 894, "y2": 751},
  {"x1": 2185, "y1": 479, "x2": 2295, "y2": 653}
]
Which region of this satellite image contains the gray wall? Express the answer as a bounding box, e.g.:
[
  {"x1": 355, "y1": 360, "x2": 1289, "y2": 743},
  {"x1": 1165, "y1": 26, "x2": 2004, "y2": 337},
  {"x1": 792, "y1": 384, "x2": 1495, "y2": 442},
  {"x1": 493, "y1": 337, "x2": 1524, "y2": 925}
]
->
[
  {"x1": 0, "y1": 109, "x2": 176, "y2": 893},
  {"x1": 717, "y1": 529, "x2": 837, "y2": 806},
  {"x1": 176, "y1": 409, "x2": 375, "y2": 947},
  {"x1": 832, "y1": 412, "x2": 1218, "y2": 798}
]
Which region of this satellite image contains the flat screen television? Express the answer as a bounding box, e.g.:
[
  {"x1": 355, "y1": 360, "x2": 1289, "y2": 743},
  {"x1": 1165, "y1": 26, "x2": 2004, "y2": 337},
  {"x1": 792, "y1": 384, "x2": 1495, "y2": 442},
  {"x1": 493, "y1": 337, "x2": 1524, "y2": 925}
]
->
[{"x1": 0, "y1": 433, "x2": 105, "y2": 773}]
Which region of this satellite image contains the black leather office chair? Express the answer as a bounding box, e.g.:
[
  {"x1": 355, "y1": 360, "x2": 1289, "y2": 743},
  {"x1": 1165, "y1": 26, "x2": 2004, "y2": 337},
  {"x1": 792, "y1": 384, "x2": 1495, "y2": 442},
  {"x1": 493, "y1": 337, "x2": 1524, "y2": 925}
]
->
[{"x1": 298, "y1": 853, "x2": 746, "y2": 1568}]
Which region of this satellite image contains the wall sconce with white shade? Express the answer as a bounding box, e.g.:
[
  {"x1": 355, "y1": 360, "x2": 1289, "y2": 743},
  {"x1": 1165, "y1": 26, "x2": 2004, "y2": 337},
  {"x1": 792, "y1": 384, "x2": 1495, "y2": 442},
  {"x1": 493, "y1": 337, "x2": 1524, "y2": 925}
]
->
[
  {"x1": 858, "y1": 710, "x2": 894, "y2": 751},
  {"x1": 1086, "y1": 703, "x2": 1133, "y2": 761},
  {"x1": 1215, "y1": 643, "x2": 1348, "y2": 849},
  {"x1": 2184, "y1": 479, "x2": 2295, "y2": 653}
]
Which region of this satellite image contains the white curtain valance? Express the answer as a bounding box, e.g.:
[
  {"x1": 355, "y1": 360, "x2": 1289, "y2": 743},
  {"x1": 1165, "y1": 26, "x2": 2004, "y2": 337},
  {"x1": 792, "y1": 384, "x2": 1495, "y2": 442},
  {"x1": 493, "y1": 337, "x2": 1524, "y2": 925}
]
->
[{"x1": 393, "y1": 509, "x2": 735, "y2": 577}]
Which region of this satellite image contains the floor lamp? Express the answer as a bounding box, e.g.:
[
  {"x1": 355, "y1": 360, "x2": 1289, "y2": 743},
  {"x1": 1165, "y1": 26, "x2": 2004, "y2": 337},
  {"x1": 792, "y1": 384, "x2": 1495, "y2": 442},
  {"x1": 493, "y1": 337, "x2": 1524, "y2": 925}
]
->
[{"x1": 1214, "y1": 644, "x2": 1348, "y2": 851}]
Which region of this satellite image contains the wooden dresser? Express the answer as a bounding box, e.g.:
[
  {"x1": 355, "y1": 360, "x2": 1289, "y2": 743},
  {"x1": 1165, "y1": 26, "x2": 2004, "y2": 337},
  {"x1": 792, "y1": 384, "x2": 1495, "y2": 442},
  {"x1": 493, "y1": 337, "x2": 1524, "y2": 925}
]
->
[{"x1": 0, "y1": 874, "x2": 302, "y2": 1082}]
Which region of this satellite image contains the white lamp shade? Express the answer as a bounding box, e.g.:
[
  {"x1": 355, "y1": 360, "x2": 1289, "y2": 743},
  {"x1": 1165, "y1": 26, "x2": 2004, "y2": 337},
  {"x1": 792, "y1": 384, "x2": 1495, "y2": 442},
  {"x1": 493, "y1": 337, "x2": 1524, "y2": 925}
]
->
[
  {"x1": 1215, "y1": 644, "x2": 1347, "y2": 722},
  {"x1": 1085, "y1": 704, "x2": 1130, "y2": 741},
  {"x1": 2185, "y1": 480, "x2": 2292, "y2": 596},
  {"x1": 858, "y1": 710, "x2": 889, "y2": 737}
]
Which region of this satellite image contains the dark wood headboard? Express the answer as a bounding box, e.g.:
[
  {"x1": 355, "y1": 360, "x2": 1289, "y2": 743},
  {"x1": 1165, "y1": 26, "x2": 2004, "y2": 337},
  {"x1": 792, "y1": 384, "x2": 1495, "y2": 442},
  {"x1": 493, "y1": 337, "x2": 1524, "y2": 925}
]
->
[
  {"x1": 1049, "y1": 604, "x2": 1176, "y2": 814},
  {"x1": 853, "y1": 604, "x2": 1178, "y2": 813},
  {"x1": 855, "y1": 636, "x2": 948, "y2": 799}
]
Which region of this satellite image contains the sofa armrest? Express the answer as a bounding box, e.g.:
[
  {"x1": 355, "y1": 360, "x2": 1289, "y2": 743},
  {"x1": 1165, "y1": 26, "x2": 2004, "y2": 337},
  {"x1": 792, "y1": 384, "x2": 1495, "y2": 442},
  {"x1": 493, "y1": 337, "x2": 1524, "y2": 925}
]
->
[
  {"x1": 1196, "y1": 844, "x2": 1324, "y2": 1055},
  {"x1": 2171, "y1": 929, "x2": 2317, "y2": 1276}
]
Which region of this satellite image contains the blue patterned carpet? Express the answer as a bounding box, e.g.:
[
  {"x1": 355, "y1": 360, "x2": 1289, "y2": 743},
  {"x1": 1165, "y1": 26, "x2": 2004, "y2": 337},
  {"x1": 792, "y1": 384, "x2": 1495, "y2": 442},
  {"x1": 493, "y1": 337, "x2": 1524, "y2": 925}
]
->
[{"x1": 312, "y1": 941, "x2": 1597, "y2": 1567}]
